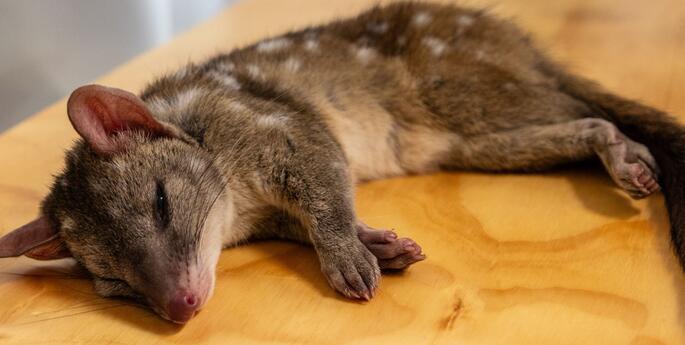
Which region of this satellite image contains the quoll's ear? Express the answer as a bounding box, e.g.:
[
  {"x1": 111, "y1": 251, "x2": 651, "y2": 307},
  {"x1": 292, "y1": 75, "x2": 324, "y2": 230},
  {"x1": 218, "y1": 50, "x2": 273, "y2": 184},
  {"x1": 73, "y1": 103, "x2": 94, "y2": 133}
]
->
[
  {"x1": 0, "y1": 216, "x2": 71, "y2": 260},
  {"x1": 67, "y1": 84, "x2": 173, "y2": 154}
]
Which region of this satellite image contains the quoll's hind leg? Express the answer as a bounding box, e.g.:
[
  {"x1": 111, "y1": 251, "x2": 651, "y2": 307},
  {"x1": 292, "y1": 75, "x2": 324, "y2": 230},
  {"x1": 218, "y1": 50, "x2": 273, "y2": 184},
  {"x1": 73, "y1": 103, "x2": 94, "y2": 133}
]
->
[
  {"x1": 356, "y1": 222, "x2": 426, "y2": 270},
  {"x1": 442, "y1": 118, "x2": 660, "y2": 199}
]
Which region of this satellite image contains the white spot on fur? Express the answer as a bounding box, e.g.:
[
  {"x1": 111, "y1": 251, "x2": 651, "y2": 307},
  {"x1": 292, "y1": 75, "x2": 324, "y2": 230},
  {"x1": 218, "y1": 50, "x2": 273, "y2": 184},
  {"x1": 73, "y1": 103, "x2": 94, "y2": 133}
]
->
[
  {"x1": 227, "y1": 101, "x2": 249, "y2": 113},
  {"x1": 412, "y1": 12, "x2": 432, "y2": 27},
  {"x1": 304, "y1": 39, "x2": 319, "y2": 51},
  {"x1": 353, "y1": 46, "x2": 376, "y2": 65},
  {"x1": 283, "y1": 57, "x2": 302, "y2": 72},
  {"x1": 145, "y1": 88, "x2": 203, "y2": 117},
  {"x1": 503, "y1": 82, "x2": 516, "y2": 91},
  {"x1": 246, "y1": 64, "x2": 264, "y2": 79},
  {"x1": 175, "y1": 87, "x2": 202, "y2": 110},
  {"x1": 256, "y1": 113, "x2": 288, "y2": 128},
  {"x1": 475, "y1": 50, "x2": 486, "y2": 60},
  {"x1": 256, "y1": 38, "x2": 292, "y2": 52},
  {"x1": 146, "y1": 97, "x2": 169, "y2": 115},
  {"x1": 457, "y1": 14, "x2": 475, "y2": 27},
  {"x1": 367, "y1": 21, "x2": 388, "y2": 34},
  {"x1": 112, "y1": 159, "x2": 126, "y2": 173},
  {"x1": 217, "y1": 62, "x2": 235, "y2": 72},
  {"x1": 61, "y1": 216, "x2": 76, "y2": 231},
  {"x1": 422, "y1": 36, "x2": 447, "y2": 56},
  {"x1": 189, "y1": 156, "x2": 208, "y2": 173},
  {"x1": 209, "y1": 71, "x2": 241, "y2": 90}
]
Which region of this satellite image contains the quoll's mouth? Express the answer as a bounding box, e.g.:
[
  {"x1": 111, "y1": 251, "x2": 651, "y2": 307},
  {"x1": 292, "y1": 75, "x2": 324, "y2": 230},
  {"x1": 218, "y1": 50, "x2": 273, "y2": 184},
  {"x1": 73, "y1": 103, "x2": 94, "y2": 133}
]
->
[{"x1": 166, "y1": 310, "x2": 201, "y2": 325}]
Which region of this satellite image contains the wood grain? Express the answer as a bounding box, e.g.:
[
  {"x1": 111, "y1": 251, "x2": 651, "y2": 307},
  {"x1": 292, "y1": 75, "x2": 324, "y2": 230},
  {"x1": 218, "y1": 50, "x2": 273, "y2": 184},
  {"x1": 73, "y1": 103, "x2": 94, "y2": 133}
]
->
[{"x1": 1, "y1": 0, "x2": 684, "y2": 344}]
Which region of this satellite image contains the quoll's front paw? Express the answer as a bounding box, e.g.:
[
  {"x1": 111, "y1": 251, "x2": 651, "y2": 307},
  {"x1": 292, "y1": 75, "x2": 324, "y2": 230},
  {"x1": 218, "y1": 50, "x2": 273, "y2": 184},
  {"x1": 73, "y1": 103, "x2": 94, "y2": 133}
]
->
[{"x1": 318, "y1": 240, "x2": 381, "y2": 300}]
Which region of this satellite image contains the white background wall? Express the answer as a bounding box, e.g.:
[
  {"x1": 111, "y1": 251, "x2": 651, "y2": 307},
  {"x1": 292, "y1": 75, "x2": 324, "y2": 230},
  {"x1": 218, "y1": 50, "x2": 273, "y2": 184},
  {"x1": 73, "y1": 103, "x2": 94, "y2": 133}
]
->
[{"x1": 0, "y1": 0, "x2": 236, "y2": 132}]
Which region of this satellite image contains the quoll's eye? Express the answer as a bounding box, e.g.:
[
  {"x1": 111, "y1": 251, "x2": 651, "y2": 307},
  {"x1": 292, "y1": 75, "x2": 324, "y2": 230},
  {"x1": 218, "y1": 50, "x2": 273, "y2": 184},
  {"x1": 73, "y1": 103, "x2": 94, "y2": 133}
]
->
[{"x1": 155, "y1": 181, "x2": 171, "y2": 227}]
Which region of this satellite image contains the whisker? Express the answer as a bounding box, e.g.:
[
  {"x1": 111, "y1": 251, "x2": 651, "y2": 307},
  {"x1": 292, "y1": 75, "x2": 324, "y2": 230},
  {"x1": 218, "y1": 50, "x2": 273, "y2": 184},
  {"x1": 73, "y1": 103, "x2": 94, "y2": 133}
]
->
[
  {"x1": 192, "y1": 126, "x2": 255, "y2": 262},
  {"x1": 0, "y1": 271, "x2": 87, "y2": 280},
  {"x1": 13, "y1": 304, "x2": 131, "y2": 325},
  {"x1": 31, "y1": 301, "x2": 127, "y2": 316}
]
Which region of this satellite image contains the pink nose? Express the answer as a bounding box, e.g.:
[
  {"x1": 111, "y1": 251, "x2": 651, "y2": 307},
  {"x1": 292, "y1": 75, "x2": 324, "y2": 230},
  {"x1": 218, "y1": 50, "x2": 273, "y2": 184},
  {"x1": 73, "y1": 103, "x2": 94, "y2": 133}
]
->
[{"x1": 166, "y1": 292, "x2": 200, "y2": 323}]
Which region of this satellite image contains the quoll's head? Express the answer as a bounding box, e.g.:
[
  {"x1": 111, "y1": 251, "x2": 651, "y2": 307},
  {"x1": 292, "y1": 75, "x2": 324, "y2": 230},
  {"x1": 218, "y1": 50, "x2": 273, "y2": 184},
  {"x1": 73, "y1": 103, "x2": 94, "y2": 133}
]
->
[{"x1": 0, "y1": 85, "x2": 231, "y2": 324}]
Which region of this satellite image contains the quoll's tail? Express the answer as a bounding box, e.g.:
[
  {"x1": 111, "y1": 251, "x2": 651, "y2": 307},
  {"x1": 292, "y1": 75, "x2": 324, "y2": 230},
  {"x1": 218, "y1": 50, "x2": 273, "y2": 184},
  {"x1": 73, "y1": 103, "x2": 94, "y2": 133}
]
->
[{"x1": 553, "y1": 68, "x2": 685, "y2": 268}]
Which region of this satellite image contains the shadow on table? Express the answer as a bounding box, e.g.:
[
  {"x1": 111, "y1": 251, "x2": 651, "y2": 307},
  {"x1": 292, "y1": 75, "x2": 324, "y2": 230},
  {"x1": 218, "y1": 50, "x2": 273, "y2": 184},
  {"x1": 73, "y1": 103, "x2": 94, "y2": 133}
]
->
[
  {"x1": 564, "y1": 162, "x2": 685, "y2": 326},
  {"x1": 563, "y1": 162, "x2": 641, "y2": 218}
]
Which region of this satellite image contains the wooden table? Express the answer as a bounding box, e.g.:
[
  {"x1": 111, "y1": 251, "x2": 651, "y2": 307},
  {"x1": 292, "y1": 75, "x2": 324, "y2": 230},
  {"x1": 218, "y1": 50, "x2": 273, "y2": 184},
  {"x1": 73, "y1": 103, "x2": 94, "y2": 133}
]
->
[{"x1": 1, "y1": 0, "x2": 684, "y2": 344}]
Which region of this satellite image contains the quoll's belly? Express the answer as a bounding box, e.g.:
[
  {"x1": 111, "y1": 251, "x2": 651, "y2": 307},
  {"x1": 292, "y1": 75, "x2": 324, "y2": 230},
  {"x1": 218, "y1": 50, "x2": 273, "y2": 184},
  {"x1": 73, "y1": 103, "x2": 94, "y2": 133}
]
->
[{"x1": 320, "y1": 102, "x2": 406, "y2": 182}]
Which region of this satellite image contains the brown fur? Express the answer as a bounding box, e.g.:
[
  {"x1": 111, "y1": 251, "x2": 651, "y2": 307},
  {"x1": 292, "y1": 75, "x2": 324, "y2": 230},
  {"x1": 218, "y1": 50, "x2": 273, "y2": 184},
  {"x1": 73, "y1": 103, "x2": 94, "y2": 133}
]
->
[{"x1": 1, "y1": 2, "x2": 680, "y2": 322}]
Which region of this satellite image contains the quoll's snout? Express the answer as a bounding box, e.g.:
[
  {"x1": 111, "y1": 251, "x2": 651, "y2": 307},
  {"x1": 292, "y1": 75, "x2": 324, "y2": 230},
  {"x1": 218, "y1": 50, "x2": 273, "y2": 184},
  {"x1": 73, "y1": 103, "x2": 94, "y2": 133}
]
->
[
  {"x1": 150, "y1": 267, "x2": 217, "y2": 324},
  {"x1": 166, "y1": 291, "x2": 202, "y2": 324}
]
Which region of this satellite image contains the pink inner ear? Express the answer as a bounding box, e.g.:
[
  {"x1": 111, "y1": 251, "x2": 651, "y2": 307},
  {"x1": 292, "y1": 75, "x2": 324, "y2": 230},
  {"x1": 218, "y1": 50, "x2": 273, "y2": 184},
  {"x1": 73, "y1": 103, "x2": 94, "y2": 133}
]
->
[
  {"x1": 67, "y1": 84, "x2": 172, "y2": 154},
  {"x1": 0, "y1": 216, "x2": 71, "y2": 260},
  {"x1": 24, "y1": 237, "x2": 72, "y2": 261}
]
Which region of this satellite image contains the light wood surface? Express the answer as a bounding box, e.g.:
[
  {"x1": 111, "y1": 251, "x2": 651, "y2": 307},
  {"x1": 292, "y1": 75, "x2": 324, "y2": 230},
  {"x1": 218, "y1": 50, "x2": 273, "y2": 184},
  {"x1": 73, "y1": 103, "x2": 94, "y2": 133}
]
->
[{"x1": 1, "y1": 0, "x2": 684, "y2": 344}]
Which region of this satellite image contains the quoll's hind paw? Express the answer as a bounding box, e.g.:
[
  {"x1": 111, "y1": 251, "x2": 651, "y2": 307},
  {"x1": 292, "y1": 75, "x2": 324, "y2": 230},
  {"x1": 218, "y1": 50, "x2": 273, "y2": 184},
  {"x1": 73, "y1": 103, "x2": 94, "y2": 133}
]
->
[
  {"x1": 357, "y1": 222, "x2": 426, "y2": 270},
  {"x1": 602, "y1": 133, "x2": 661, "y2": 199},
  {"x1": 622, "y1": 161, "x2": 660, "y2": 199}
]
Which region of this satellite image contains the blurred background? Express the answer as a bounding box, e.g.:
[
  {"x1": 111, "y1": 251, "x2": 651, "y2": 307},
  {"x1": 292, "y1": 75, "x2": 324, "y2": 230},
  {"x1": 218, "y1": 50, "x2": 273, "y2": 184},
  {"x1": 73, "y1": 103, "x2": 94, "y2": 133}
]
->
[{"x1": 0, "y1": 0, "x2": 236, "y2": 132}]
